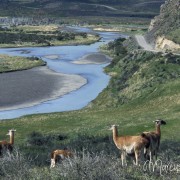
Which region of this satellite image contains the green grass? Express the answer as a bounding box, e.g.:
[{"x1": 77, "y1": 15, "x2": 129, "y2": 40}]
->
[
  {"x1": 0, "y1": 54, "x2": 45, "y2": 72},
  {"x1": 166, "y1": 29, "x2": 180, "y2": 44}
]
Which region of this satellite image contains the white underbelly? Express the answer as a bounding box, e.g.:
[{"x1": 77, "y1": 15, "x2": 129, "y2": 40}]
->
[
  {"x1": 124, "y1": 144, "x2": 135, "y2": 154},
  {"x1": 58, "y1": 154, "x2": 65, "y2": 159}
]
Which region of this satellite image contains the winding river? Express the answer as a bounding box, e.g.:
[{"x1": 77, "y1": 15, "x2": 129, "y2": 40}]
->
[{"x1": 0, "y1": 27, "x2": 127, "y2": 120}]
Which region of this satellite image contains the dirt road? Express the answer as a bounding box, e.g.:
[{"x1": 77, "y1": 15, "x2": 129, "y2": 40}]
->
[{"x1": 135, "y1": 35, "x2": 154, "y2": 51}]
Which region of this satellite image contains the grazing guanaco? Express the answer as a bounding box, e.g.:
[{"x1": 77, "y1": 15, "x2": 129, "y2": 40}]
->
[
  {"x1": 109, "y1": 125, "x2": 150, "y2": 166},
  {"x1": 142, "y1": 119, "x2": 166, "y2": 161},
  {"x1": 0, "y1": 129, "x2": 16, "y2": 156},
  {"x1": 50, "y1": 149, "x2": 73, "y2": 168}
]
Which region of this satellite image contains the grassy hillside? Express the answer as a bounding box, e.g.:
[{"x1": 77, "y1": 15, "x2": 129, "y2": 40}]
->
[
  {"x1": 0, "y1": 37, "x2": 179, "y2": 179},
  {"x1": 95, "y1": 38, "x2": 180, "y2": 108}
]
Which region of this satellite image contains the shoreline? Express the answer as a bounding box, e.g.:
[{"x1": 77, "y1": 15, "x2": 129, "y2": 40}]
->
[{"x1": 0, "y1": 66, "x2": 87, "y2": 111}]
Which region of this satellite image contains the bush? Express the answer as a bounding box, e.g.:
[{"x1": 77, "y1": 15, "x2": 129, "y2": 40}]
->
[
  {"x1": 26, "y1": 131, "x2": 67, "y2": 147},
  {"x1": 0, "y1": 149, "x2": 32, "y2": 180}
]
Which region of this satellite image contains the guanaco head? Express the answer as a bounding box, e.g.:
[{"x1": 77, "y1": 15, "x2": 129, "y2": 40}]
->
[
  {"x1": 153, "y1": 119, "x2": 166, "y2": 126},
  {"x1": 109, "y1": 124, "x2": 119, "y2": 130},
  {"x1": 6, "y1": 129, "x2": 16, "y2": 136}
]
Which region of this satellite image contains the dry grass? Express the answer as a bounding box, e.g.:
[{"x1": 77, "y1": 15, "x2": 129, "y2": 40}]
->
[{"x1": 17, "y1": 25, "x2": 58, "y2": 32}]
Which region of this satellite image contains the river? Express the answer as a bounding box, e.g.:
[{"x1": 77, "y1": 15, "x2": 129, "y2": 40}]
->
[{"x1": 0, "y1": 27, "x2": 127, "y2": 120}]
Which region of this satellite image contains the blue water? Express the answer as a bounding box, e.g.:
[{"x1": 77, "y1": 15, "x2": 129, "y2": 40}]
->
[{"x1": 0, "y1": 27, "x2": 127, "y2": 120}]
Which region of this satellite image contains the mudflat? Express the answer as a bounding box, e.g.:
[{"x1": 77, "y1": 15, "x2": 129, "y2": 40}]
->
[{"x1": 0, "y1": 66, "x2": 86, "y2": 111}]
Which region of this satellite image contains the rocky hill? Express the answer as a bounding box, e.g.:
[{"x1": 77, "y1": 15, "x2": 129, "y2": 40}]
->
[{"x1": 146, "y1": 0, "x2": 180, "y2": 51}]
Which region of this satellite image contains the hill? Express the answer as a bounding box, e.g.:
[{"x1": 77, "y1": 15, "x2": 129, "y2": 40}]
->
[
  {"x1": 0, "y1": 0, "x2": 165, "y2": 24},
  {"x1": 146, "y1": 0, "x2": 180, "y2": 51},
  {"x1": 93, "y1": 38, "x2": 180, "y2": 109}
]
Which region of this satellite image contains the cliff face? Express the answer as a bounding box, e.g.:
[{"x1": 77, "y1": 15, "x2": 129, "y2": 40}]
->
[
  {"x1": 146, "y1": 0, "x2": 180, "y2": 50},
  {"x1": 155, "y1": 36, "x2": 180, "y2": 51}
]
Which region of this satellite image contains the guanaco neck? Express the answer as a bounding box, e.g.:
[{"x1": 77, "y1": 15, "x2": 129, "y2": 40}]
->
[
  {"x1": 9, "y1": 132, "x2": 14, "y2": 145},
  {"x1": 155, "y1": 124, "x2": 161, "y2": 137},
  {"x1": 112, "y1": 126, "x2": 118, "y2": 141}
]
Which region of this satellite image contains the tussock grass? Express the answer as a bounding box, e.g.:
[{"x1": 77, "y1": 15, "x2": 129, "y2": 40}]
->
[
  {"x1": 0, "y1": 140, "x2": 179, "y2": 180},
  {"x1": 0, "y1": 149, "x2": 32, "y2": 179}
]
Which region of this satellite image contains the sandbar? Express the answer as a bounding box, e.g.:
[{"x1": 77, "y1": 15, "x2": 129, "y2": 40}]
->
[
  {"x1": 0, "y1": 66, "x2": 86, "y2": 111},
  {"x1": 73, "y1": 53, "x2": 111, "y2": 64},
  {"x1": 43, "y1": 55, "x2": 60, "y2": 60}
]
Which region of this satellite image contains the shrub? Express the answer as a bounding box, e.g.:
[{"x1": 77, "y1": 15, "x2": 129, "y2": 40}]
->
[
  {"x1": 0, "y1": 149, "x2": 32, "y2": 180},
  {"x1": 26, "y1": 131, "x2": 67, "y2": 147}
]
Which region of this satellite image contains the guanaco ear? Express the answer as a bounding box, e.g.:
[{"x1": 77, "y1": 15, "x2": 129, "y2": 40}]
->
[
  {"x1": 160, "y1": 120, "x2": 166, "y2": 125},
  {"x1": 108, "y1": 125, "x2": 115, "y2": 130},
  {"x1": 154, "y1": 120, "x2": 159, "y2": 122},
  {"x1": 153, "y1": 119, "x2": 166, "y2": 125},
  {"x1": 109, "y1": 124, "x2": 119, "y2": 130}
]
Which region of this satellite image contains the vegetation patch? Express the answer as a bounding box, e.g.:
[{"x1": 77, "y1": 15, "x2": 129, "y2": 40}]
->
[
  {"x1": 95, "y1": 38, "x2": 180, "y2": 108},
  {"x1": 0, "y1": 54, "x2": 46, "y2": 73},
  {"x1": 166, "y1": 29, "x2": 180, "y2": 44},
  {"x1": 0, "y1": 25, "x2": 99, "y2": 48}
]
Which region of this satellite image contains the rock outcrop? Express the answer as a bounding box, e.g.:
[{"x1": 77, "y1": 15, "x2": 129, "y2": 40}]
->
[{"x1": 155, "y1": 36, "x2": 180, "y2": 51}]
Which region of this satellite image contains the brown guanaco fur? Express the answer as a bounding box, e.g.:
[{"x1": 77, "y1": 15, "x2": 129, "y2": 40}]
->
[
  {"x1": 50, "y1": 149, "x2": 73, "y2": 168},
  {"x1": 0, "y1": 129, "x2": 16, "y2": 156},
  {"x1": 109, "y1": 125, "x2": 150, "y2": 166},
  {"x1": 142, "y1": 119, "x2": 166, "y2": 161}
]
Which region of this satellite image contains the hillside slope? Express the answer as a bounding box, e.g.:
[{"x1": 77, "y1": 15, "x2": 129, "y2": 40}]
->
[
  {"x1": 146, "y1": 0, "x2": 180, "y2": 50},
  {"x1": 93, "y1": 39, "x2": 180, "y2": 108}
]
